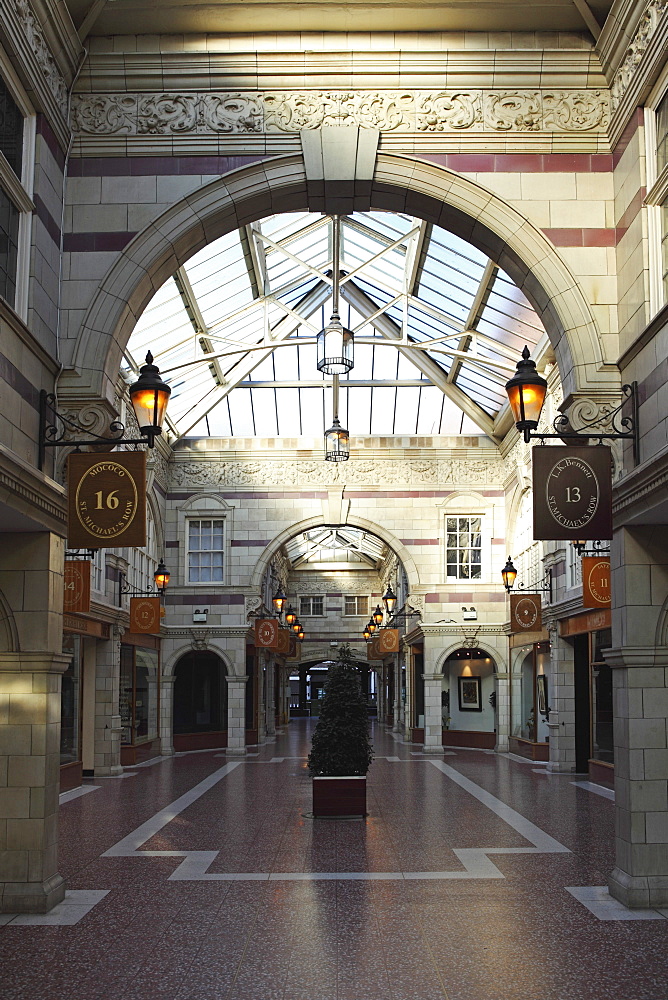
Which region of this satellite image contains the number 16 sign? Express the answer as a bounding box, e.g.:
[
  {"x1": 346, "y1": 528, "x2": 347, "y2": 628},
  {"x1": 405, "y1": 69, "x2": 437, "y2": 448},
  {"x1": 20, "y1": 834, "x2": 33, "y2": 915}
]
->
[{"x1": 67, "y1": 451, "x2": 147, "y2": 547}]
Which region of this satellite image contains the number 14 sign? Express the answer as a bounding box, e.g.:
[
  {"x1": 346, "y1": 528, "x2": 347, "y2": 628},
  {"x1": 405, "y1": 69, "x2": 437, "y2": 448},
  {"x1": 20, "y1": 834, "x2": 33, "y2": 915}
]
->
[{"x1": 67, "y1": 452, "x2": 147, "y2": 548}]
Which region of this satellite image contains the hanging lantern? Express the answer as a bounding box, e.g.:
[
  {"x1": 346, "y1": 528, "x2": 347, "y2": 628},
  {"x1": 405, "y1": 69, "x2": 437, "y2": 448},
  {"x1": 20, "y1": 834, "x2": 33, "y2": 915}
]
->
[
  {"x1": 128, "y1": 352, "x2": 171, "y2": 446},
  {"x1": 505, "y1": 346, "x2": 548, "y2": 441},
  {"x1": 382, "y1": 585, "x2": 397, "y2": 616},
  {"x1": 153, "y1": 558, "x2": 170, "y2": 592},
  {"x1": 272, "y1": 587, "x2": 286, "y2": 614},
  {"x1": 292, "y1": 617, "x2": 302, "y2": 634},
  {"x1": 372, "y1": 604, "x2": 383, "y2": 626},
  {"x1": 501, "y1": 556, "x2": 518, "y2": 592},
  {"x1": 317, "y1": 215, "x2": 354, "y2": 375},
  {"x1": 363, "y1": 625, "x2": 371, "y2": 641},
  {"x1": 285, "y1": 605, "x2": 296, "y2": 626},
  {"x1": 324, "y1": 417, "x2": 350, "y2": 462}
]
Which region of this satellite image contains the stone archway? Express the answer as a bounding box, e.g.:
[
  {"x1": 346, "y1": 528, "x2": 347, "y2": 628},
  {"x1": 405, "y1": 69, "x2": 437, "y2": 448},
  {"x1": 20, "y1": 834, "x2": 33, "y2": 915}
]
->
[{"x1": 63, "y1": 151, "x2": 615, "y2": 408}]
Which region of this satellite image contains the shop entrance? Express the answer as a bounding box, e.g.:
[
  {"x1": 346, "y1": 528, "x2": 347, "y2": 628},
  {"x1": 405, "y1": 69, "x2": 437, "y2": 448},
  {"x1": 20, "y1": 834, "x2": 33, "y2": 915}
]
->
[{"x1": 173, "y1": 650, "x2": 228, "y2": 751}]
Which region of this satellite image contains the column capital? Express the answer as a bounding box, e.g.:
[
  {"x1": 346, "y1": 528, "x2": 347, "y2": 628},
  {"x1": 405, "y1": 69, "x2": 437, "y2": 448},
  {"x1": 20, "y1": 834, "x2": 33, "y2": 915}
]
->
[
  {"x1": 422, "y1": 672, "x2": 444, "y2": 681},
  {"x1": 604, "y1": 646, "x2": 668, "y2": 669},
  {"x1": 0, "y1": 652, "x2": 71, "y2": 674},
  {"x1": 225, "y1": 674, "x2": 249, "y2": 684}
]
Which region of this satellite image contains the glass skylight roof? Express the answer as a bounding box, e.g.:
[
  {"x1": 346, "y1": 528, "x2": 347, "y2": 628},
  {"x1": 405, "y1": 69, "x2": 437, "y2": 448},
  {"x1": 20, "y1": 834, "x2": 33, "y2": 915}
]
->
[{"x1": 124, "y1": 211, "x2": 547, "y2": 441}]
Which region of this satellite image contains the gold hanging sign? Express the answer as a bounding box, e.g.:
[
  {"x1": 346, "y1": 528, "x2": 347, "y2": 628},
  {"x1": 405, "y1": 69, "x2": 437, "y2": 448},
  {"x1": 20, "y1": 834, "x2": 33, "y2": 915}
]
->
[
  {"x1": 67, "y1": 452, "x2": 146, "y2": 548},
  {"x1": 63, "y1": 560, "x2": 91, "y2": 614},
  {"x1": 129, "y1": 596, "x2": 161, "y2": 634},
  {"x1": 582, "y1": 556, "x2": 611, "y2": 608},
  {"x1": 276, "y1": 628, "x2": 292, "y2": 655},
  {"x1": 509, "y1": 593, "x2": 542, "y2": 633},
  {"x1": 255, "y1": 619, "x2": 279, "y2": 649}
]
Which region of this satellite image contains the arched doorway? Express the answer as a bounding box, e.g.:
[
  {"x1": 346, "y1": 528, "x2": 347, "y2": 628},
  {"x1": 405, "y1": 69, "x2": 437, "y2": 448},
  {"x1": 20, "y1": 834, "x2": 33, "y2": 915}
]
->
[
  {"x1": 173, "y1": 650, "x2": 228, "y2": 751},
  {"x1": 441, "y1": 647, "x2": 497, "y2": 750}
]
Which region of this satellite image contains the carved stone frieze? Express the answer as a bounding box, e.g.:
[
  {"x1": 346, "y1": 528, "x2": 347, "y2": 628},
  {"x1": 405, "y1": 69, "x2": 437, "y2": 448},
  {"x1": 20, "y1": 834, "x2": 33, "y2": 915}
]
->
[
  {"x1": 71, "y1": 89, "x2": 610, "y2": 137},
  {"x1": 15, "y1": 0, "x2": 68, "y2": 117},
  {"x1": 169, "y1": 458, "x2": 505, "y2": 489},
  {"x1": 611, "y1": 0, "x2": 668, "y2": 111}
]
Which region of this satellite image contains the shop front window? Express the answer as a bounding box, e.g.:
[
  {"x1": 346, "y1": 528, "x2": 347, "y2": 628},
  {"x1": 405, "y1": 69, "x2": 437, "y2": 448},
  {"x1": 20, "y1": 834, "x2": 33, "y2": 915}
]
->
[
  {"x1": 591, "y1": 628, "x2": 613, "y2": 764},
  {"x1": 61, "y1": 634, "x2": 82, "y2": 764},
  {"x1": 511, "y1": 648, "x2": 535, "y2": 740},
  {"x1": 120, "y1": 644, "x2": 160, "y2": 745}
]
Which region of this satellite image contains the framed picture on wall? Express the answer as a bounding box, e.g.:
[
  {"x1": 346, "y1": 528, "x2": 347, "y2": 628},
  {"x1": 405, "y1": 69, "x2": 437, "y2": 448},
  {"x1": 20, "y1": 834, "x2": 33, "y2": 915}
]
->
[
  {"x1": 458, "y1": 675, "x2": 482, "y2": 712},
  {"x1": 537, "y1": 674, "x2": 549, "y2": 716}
]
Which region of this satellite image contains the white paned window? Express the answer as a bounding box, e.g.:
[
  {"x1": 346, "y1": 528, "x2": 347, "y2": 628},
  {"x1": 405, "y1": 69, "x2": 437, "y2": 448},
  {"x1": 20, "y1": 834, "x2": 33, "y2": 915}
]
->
[
  {"x1": 188, "y1": 519, "x2": 224, "y2": 583},
  {"x1": 446, "y1": 516, "x2": 482, "y2": 580},
  {"x1": 566, "y1": 543, "x2": 583, "y2": 591},
  {"x1": 92, "y1": 548, "x2": 105, "y2": 593},
  {"x1": 645, "y1": 79, "x2": 668, "y2": 315},
  {"x1": 344, "y1": 595, "x2": 369, "y2": 616},
  {"x1": 0, "y1": 54, "x2": 35, "y2": 318},
  {"x1": 299, "y1": 595, "x2": 323, "y2": 616}
]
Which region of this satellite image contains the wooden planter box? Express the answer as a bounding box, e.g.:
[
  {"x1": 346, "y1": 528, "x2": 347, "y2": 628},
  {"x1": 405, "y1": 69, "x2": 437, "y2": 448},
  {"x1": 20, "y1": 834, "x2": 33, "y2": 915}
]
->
[{"x1": 312, "y1": 776, "x2": 367, "y2": 817}]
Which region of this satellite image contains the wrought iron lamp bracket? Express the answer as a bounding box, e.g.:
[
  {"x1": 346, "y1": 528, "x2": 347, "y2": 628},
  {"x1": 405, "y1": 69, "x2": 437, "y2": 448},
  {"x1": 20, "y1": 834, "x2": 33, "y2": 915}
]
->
[
  {"x1": 510, "y1": 569, "x2": 553, "y2": 602},
  {"x1": 38, "y1": 390, "x2": 157, "y2": 470},
  {"x1": 523, "y1": 382, "x2": 639, "y2": 465}
]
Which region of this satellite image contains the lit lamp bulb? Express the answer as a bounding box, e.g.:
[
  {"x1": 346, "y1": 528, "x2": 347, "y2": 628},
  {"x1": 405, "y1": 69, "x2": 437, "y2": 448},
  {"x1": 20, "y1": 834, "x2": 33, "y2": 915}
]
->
[{"x1": 505, "y1": 346, "x2": 548, "y2": 442}]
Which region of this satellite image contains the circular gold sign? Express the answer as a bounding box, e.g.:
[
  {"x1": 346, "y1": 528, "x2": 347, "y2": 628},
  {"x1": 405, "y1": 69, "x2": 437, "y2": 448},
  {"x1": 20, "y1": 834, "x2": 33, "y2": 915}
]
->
[
  {"x1": 515, "y1": 598, "x2": 539, "y2": 629},
  {"x1": 134, "y1": 599, "x2": 159, "y2": 631},
  {"x1": 545, "y1": 455, "x2": 600, "y2": 530},
  {"x1": 587, "y1": 559, "x2": 610, "y2": 604},
  {"x1": 75, "y1": 460, "x2": 139, "y2": 540}
]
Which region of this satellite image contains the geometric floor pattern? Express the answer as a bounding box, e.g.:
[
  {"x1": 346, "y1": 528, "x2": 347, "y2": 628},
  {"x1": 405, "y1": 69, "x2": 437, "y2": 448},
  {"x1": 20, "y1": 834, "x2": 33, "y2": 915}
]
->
[{"x1": 2, "y1": 719, "x2": 668, "y2": 1000}]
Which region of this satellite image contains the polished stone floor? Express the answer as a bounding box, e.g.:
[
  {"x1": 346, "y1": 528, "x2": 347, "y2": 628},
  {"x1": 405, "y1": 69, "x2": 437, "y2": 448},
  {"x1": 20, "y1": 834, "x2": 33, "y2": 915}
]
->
[{"x1": 1, "y1": 720, "x2": 667, "y2": 1000}]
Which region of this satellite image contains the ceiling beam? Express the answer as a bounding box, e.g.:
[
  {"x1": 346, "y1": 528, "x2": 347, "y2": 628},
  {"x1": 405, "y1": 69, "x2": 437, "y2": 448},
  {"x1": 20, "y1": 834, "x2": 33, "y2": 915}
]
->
[
  {"x1": 340, "y1": 280, "x2": 498, "y2": 440},
  {"x1": 572, "y1": 0, "x2": 602, "y2": 39},
  {"x1": 173, "y1": 280, "x2": 331, "y2": 439},
  {"x1": 239, "y1": 224, "x2": 266, "y2": 298},
  {"x1": 173, "y1": 267, "x2": 227, "y2": 389},
  {"x1": 447, "y1": 259, "x2": 498, "y2": 384}
]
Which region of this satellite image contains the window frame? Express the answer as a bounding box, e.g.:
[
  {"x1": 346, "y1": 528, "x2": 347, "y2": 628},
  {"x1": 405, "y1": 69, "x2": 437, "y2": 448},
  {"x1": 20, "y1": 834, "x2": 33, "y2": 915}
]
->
[
  {"x1": 343, "y1": 594, "x2": 370, "y2": 617},
  {"x1": 187, "y1": 517, "x2": 226, "y2": 586},
  {"x1": 299, "y1": 595, "x2": 324, "y2": 617},
  {"x1": 445, "y1": 514, "x2": 484, "y2": 582},
  {"x1": 0, "y1": 46, "x2": 35, "y2": 319}
]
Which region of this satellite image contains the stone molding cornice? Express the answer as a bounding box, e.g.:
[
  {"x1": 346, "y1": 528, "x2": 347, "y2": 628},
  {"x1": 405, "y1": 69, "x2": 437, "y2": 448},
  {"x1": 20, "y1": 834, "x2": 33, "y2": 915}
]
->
[
  {"x1": 77, "y1": 46, "x2": 605, "y2": 93},
  {"x1": 612, "y1": 447, "x2": 668, "y2": 522},
  {"x1": 70, "y1": 89, "x2": 610, "y2": 142},
  {"x1": 604, "y1": 644, "x2": 668, "y2": 666},
  {"x1": 164, "y1": 627, "x2": 250, "y2": 638},
  {"x1": 0, "y1": 443, "x2": 67, "y2": 533}
]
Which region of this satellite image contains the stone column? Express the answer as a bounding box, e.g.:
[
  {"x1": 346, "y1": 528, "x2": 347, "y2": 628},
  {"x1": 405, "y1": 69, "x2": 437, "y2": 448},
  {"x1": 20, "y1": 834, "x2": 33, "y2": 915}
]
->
[
  {"x1": 159, "y1": 675, "x2": 175, "y2": 756},
  {"x1": 393, "y1": 657, "x2": 401, "y2": 731},
  {"x1": 225, "y1": 675, "x2": 248, "y2": 755},
  {"x1": 422, "y1": 672, "x2": 444, "y2": 753},
  {"x1": 0, "y1": 651, "x2": 70, "y2": 912},
  {"x1": 265, "y1": 658, "x2": 276, "y2": 736},
  {"x1": 547, "y1": 632, "x2": 577, "y2": 773},
  {"x1": 606, "y1": 647, "x2": 668, "y2": 907},
  {"x1": 298, "y1": 666, "x2": 307, "y2": 712},
  {"x1": 495, "y1": 670, "x2": 510, "y2": 753},
  {"x1": 93, "y1": 626, "x2": 123, "y2": 775}
]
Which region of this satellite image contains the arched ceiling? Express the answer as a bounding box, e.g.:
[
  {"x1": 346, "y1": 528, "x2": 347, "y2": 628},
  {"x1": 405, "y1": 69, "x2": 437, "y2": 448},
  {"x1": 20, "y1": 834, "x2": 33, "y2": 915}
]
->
[
  {"x1": 124, "y1": 210, "x2": 547, "y2": 443},
  {"x1": 66, "y1": 0, "x2": 611, "y2": 37}
]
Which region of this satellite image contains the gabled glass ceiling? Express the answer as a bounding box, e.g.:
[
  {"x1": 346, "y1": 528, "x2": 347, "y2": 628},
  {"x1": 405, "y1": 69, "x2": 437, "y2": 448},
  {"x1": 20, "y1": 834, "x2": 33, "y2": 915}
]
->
[
  {"x1": 124, "y1": 211, "x2": 547, "y2": 441},
  {"x1": 286, "y1": 528, "x2": 387, "y2": 570}
]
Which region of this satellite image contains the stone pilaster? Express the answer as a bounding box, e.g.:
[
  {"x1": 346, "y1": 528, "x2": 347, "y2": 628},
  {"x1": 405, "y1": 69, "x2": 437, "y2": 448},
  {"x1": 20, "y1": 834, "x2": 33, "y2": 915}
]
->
[
  {"x1": 422, "y1": 672, "x2": 444, "y2": 753},
  {"x1": 0, "y1": 651, "x2": 69, "y2": 913},
  {"x1": 393, "y1": 658, "x2": 401, "y2": 732},
  {"x1": 547, "y1": 632, "x2": 576, "y2": 773},
  {"x1": 225, "y1": 675, "x2": 248, "y2": 755},
  {"x1": 159, "y1": 675, "x2": 175, "y2": 756},
  {"x1": 606, "y1": 647, "x2": 668, "y2": 908},
  {"x1": 93, "y1": 627, "x2": 123, "y2": 775},
  {"x1": 265, "y1": 658, "x2": 275, "y2": 736},
  {"x1": 495, "y1": 671, "x2": 510, "y2": 753}
]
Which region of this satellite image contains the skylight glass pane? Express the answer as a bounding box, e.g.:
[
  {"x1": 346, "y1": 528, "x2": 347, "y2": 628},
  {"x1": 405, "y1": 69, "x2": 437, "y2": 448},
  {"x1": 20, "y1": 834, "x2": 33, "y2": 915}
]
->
[
  {"x1": 393, "y1": 386, "x2": 420, "y2": 433},
  {"x1": 251, "y1": 389, "x2": 279, "y2": 436}
]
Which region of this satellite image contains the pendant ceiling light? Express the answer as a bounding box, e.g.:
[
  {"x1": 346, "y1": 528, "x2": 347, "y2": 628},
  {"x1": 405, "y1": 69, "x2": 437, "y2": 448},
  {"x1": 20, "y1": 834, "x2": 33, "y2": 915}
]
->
[{"x1": 317, "y1": 215, "x2": 354, "y2": 375}]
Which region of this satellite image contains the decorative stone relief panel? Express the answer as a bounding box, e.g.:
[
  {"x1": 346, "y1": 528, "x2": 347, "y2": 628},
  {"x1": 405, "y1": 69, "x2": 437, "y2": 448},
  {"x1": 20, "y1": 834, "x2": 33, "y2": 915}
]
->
[
  {"x1": 71, "y1": 90, "x2": 610, "y2": 136},
  {"x1": 611, "y1": 0, "x2": 668, "y2": 111},
  {"x1": 169, "y1": 458, "x2": 505, "y2": 489},
  {"x1": 15, "y1": 0, "x2": 68, "y2": 116}
]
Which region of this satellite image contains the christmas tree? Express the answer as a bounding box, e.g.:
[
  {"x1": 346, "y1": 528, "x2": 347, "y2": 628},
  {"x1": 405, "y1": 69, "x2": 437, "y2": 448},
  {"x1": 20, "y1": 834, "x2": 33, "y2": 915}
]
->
[{"x1": 308, "y1": 644, "x2": 374, "y2": 777}]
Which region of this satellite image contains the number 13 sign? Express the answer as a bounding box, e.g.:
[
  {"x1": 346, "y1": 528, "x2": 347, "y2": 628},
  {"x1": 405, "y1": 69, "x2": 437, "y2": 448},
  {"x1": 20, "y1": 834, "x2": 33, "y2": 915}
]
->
[
  {"x1": 67, "y1": 452, "x2": 147, "y2": 548},
  {"x1": 532, "y1": 446, "x2": 612, "y2": 541}
]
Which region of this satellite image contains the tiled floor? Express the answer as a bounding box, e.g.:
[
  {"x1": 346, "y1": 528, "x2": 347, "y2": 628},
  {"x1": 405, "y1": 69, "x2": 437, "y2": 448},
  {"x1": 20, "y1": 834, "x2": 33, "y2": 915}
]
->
[{"x1": 2, "y1": 720, "x2": 667, "y2": 1000}]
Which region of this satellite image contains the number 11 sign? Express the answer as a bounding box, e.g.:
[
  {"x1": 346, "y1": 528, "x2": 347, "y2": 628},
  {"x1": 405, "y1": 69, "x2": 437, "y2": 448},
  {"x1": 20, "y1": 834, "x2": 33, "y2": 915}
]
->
[
  {"x1": 67, "y1": 451, "x2": 147, "y2": 548},
  {"x1": 532, "y1": 446, "x2": 612, "y2": 541}
]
